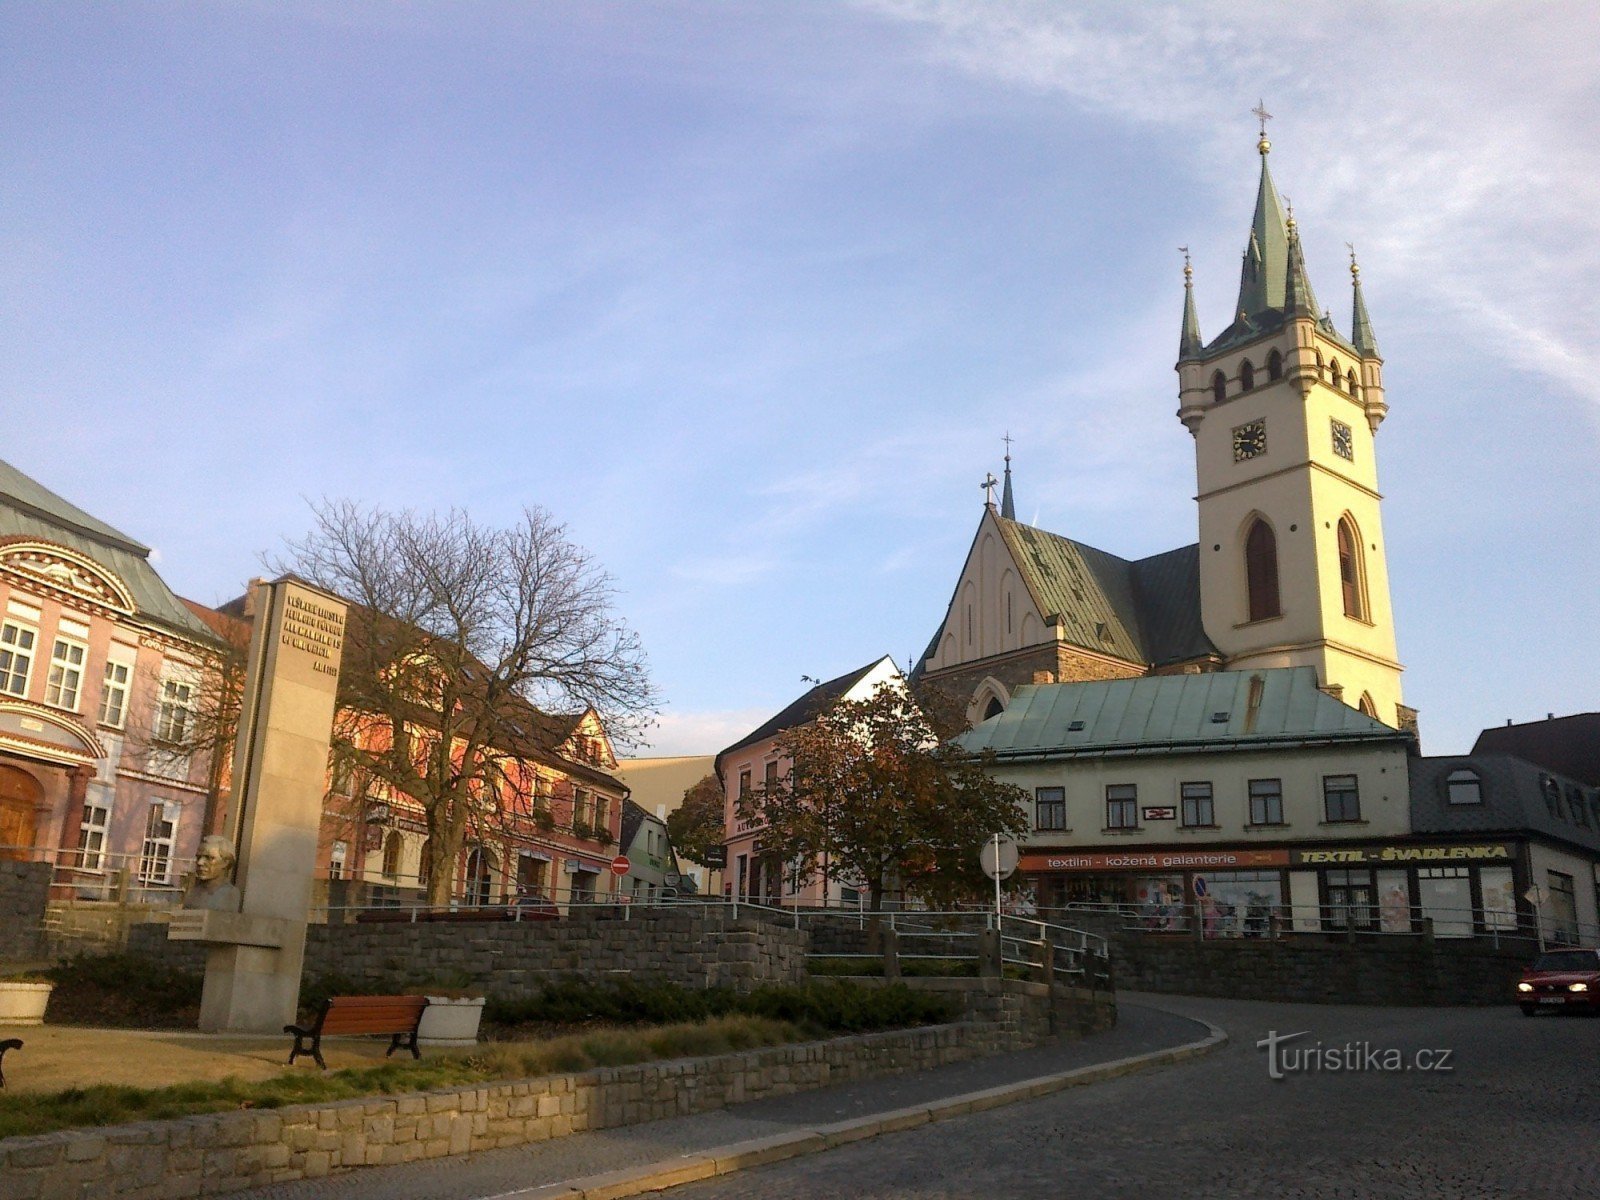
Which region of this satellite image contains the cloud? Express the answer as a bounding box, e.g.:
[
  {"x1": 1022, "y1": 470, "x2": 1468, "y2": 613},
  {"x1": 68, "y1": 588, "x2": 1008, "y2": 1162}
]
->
[
  {"x1": 670, "y1": 555, "x2": 778, "y2": 587},
  {"x1": 858, "y1": 0, "x2": 1600, "y2": 420},
  {"x1": 642, "y1": 706, "x2": 775, "y2": 756}
]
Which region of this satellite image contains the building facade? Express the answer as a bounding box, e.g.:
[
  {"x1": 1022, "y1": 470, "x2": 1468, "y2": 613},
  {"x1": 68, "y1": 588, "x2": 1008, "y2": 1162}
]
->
[{"x1": 0, "y1": 458, "x2": 220, "y2": 900}]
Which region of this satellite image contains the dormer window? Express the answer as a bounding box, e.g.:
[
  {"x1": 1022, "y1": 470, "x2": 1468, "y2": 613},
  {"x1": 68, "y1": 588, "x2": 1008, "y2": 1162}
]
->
[{"x1": 1445, "y1": 768, "x2": 1482, "y2": 806}]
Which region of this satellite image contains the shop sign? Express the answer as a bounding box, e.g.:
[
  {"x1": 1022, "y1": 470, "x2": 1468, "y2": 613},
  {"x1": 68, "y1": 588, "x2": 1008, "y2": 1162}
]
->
[
  {"x1": 1290, "y1": 843, "x2": 1513, "y2": 866},
  {"x1": 1142, "y1": 807, "x2": 1177, "y2": 821},
  {"x1": 1021, "y1": 849, "x2": 1290, "y2": 873}
]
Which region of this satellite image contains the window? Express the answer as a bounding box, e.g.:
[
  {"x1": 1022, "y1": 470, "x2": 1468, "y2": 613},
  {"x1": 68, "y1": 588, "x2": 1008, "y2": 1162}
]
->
[
  {"x1": 1346, "y1": 370, "x2": 1358, "y2": 395},
  {"x1": 418, "y1": 839, "x2": 432, "y2": 890},
  {"x1": 99, "y1": 660, "x2": 132, "y2": 727},
  {"x1": 382, "y1": 830, "x2": 403, "y2": 877},
  {"x1": 1267, "y1": 349, "x2": 1283, "y2": 380},
  {"x1": 45, "y1": 638, "x2": 87, "y2": 709},
  {"x1": 984, "y1": 696, "x2": 1004, "y2": 720},
  {"x1": 1211, "y1": 370, "x2": 1227, "y2": 403},
  {"x1": 1035, "y1": 787, "x2": 1067, "y2": 831},
  {"x1": 1106, "y1": 784, "x2": 1137, "y2": 830},
  {"x1": 329, "y1": 840, "x2": 348, "y2": 880},
  {"x1": 1540, "y1": 775, "x2": 1562, "y2": 819},
  {"x1": 1569, "y1": 786, "x2": 1590, "y2": 829},
  {"x1": 1548, "y1": 871, "x2": 1579, "y2": 944},
  {"x1": 764, "y1": 760, "x2": 779, "y2": 790},
  {"x1": 1445, "y1": 768, "x2": 1482, "y2": 805},
  {"x1": 1323, "y1": 774, "x2": 1361, "y2": 822},
  {"x1": 738, "y1": 769, "x2": 751, "y2": 799},
  {"x1": 1245, "y1": 520, "x2": 1280, "y2": 621},
  {"x1": 1249, "y1": 778, "x2": 1284, "y2": 825},
  {"x1": 156, "y1": 678, "x2": 196, "y2": 743},
  {"x1": 77, "y1": 787, "x2": 112, "y2": 870},
  {"x1": 1239, "y1": 359, "x2": 1255, "y2": 391},
  {"x1": 465, "y1": 847, "x2": 494, "y2": 906},
  {"x1": 1337, "y1": 517, "x2": 1366, "y2": 619},
  {"x1": 1180, "y1": 781, "x2": 1214, "y2": 827},
  {"x1": 0, "y1": 622, "x2": 36, "y2": 697},
  {"x1": 137, "y1": 800, "x2": 179, "y2": 885}
]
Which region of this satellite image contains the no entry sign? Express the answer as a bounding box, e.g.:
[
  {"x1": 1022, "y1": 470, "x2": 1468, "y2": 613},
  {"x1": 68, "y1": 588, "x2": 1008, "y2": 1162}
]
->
[{"x1": 609, "y1": 855, "x2": 631, "y2": 876}]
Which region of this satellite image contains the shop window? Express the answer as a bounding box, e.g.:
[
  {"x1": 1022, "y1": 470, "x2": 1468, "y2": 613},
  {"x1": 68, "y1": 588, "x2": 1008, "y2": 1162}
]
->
[
  {"x1": 1417, "y1": 867, "x2": 1473, "y2": 938},
  {"x1": 1034, "y1": 787, "x2": 1067, "y2": 831},
  {"x1": 1105, "y1": 784, "x2": 1138, "y2": 830},
  {"x1": 1480, "y1": 866, "x2": 1517, "y2": 931},
  {"x1": 1196, "y1": 871, "x2": 1281, "y2": 938},
  {"x1": 1322, "y1": 775, "x2": 1361, "y2": 823},
  {"x1": 1547, "y1": 871, "x2": 1579, "y2": 944},
  {"x1": 1180, "y1": 781, "x2": 1214, "y2": 827},
  {"x1": 1445, "y1": 768, "x2": 1482, "y2": 805},
  {"x1": 1324, "y1": 868, "x2": 1375, "y2": 931},
  {"x1": 1248, "y1": 778, "x2": 1284, "y2": 825},
  {"x1": 0, "y1": 622, "x2": 36, "y2": 697}
]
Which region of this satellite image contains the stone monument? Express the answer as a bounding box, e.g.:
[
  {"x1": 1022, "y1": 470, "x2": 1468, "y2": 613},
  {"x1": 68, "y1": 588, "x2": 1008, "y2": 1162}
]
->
[
  {"x1": 182, "y1": 835, "x2": 242, "y2": 912},
  {"x1": 169, "y1": 576, "x2": 347, "y2": 1034}
]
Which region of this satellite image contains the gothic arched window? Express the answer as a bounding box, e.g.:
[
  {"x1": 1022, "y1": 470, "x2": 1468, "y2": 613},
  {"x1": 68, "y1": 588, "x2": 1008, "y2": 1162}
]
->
[
  {"x1": 1211, "y1": 371, "x2": 1227, "y2": 403},
  {"x1": 1328, "y1": 357, "x2": 1341, "y2": 387},
  {"x1": 1359, "y1": 693, "x2": 1378, "y2": 719},
  {"x1": 1239, "y1": 359, "x2": 1255, "y2": 391},
  {"x1": 984, "y1": 697, "x2": 1004, "y2": 720},
  {"x1": 1267, "y1": 349, "x2": 1283, "y2": 380},
  {"x1": 1346, "y1": 369, "x2": 1358, "y2": 395},
  {"x1": 1245, "y1": 519, "x2": 1280, "y2": 622},
  {"x1": 1337, "y1": 516, "x2": 1366, "y2": 620}
]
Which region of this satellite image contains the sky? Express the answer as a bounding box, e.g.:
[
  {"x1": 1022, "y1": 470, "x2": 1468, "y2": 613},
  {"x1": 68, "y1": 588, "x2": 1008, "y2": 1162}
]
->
[{"x1": 4, "y1": 1, "x2": 1597, "y2": 759}]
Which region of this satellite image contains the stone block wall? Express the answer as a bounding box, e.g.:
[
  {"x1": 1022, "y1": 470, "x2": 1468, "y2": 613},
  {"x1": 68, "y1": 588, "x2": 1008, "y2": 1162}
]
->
[
  {"x1": 127, "y1": 906, "x2": 808, "y2": 997},
  {"x1": 0, "y1": 861, "x2": 50, "y2": 962},
  {"x1": 0, "y1": 1019, "x2": 1056, "y2": 1200}
]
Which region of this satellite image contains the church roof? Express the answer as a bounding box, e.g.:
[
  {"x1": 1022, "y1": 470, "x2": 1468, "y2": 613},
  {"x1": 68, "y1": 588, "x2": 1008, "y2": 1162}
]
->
[
  {"x1": 995, "y1": 518, "x2": 1217, "y2": 668},
  {"x1": 0, "y1": 456, "x2": 216, "y2": 642},
  {"x1": 958, "y1": 667, "x2": 1403, "y2": 760}
]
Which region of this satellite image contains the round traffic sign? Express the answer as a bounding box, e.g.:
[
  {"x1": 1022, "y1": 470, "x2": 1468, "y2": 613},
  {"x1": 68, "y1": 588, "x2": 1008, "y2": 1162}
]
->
[
  {"x1": 979, "y1": 835, "x2": 1019, "y2": 881},
  {"x1": 609, "y1": 855, "x2": 631, "y2": 876}
]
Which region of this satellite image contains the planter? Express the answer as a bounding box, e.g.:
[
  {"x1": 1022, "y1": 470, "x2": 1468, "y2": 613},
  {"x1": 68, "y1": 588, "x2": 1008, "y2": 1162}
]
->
[
  {"x1": 417, "y1": 996, "x2": 485, "y2": 1047},
  {"x1": 0, "y1": 981, "x2": 53, "y2": 1026}
]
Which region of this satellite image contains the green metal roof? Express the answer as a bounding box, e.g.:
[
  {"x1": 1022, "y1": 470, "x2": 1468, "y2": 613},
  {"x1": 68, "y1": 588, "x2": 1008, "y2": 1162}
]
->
[
  {"x1": 0, "y1": 457, "x2": 215, "y2": 642},
  {"x1": 958, "y1": 667, "x2": 1404, "y2": 760}
]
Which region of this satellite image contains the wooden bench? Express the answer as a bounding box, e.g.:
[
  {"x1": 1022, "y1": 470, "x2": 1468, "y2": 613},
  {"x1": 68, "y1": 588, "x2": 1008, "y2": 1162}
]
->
[
  {"x1": 0, "y1": 1038, "x2": 19, "y2": 1088},
  {"x1": 284, "y1": 996, "x2": 429, "y2": 1070}
]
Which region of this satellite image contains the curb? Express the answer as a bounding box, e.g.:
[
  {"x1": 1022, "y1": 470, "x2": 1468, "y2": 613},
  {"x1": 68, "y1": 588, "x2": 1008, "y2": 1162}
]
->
[{"x1": 487, "y1": 1018, "x2": 1228, "y2": 1199}]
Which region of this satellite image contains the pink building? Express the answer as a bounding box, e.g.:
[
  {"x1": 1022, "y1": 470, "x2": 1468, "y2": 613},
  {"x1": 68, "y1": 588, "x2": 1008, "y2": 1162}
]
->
[
  {"x1": 714, "y1": 656, "x2": 900, "y2": 907},
  {"x1": 0, "y1": 459, "x2": 221, "y2": 899}
]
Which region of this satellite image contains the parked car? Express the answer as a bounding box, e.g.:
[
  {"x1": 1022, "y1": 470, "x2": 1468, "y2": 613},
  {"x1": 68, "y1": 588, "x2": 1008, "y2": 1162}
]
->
[
  {"x1": 1517, "y1": 948, "x2": 1600, "y2": 1016},
  {"x1": 513, "y1": 890, "x2": 561, "y2": 920}
]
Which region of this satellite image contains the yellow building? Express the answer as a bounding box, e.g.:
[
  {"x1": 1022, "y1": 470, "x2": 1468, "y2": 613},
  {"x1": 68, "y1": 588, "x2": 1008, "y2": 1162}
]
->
[{"x1": 917, "y1": 128, "x2": 1412, "y2": 736}]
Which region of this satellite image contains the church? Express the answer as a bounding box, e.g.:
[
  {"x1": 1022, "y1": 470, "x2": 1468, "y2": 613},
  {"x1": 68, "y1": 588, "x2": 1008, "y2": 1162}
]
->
[{"x1": 915, "y1": 123, "x2": 1412, "y2": 739}]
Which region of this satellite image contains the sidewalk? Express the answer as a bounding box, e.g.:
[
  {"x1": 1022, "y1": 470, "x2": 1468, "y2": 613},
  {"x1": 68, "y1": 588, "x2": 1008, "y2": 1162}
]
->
[{"x1": 231, "y1": 999, "x2": 1222, "y2": 1200}]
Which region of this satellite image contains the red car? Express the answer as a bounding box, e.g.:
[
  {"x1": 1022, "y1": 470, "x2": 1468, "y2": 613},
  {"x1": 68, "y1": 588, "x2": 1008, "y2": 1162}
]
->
[{"x1": 1517, "y1": 948, "x2": 1600, "y2": 1016}]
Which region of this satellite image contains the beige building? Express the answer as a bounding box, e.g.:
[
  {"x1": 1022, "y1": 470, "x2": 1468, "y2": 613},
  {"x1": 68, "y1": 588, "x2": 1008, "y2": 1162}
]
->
[{"x1": 916, "y1": 130, "x2": 1412, "y2": 736}]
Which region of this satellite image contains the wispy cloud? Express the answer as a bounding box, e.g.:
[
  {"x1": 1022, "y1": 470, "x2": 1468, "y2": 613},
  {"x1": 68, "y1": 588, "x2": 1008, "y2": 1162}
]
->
[{"x1": 643, "y1": 705, "x2": 774, "y2": 756}]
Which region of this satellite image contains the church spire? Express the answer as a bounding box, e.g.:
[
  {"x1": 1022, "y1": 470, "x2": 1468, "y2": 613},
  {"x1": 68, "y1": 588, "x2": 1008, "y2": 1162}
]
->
[
  {"x1": 1178, "y1": 249, "x2": 1203, "y2": 360},
  {"x1": 1235, "y1": 104, "x2": 1289, "y2": 320},
  {"x1": 1349, "y1": 247, "x2": 1380, "y2": 357},
  {"x1": 1000, "y1": 434, "x2": 1016, "y2": 520},
  {"x1": 1282, "y1": 203, "x2": 1320, "y2": 319}
]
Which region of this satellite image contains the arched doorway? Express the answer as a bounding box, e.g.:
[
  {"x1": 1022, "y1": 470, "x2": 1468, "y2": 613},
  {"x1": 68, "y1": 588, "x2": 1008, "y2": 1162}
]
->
[
  {"x1": 0, "y1": 765, "x2": 42, "y2": 860},
  {"x1": 463, "y1": 846, "x2": 495, "y2": 907}
]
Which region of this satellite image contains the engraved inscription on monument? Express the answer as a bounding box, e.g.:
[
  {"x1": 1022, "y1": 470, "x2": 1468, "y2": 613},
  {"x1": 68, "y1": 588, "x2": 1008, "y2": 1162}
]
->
[{"x1": 281, "y1": 593, "x2": 345, "y2": 676}]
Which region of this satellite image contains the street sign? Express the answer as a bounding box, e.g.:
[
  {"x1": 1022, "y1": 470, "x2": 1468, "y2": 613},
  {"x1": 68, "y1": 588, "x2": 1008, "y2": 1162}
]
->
[
  {"x1": 664, "y1": 871, "x2": 681, "y2": 887},
  {"x1": 979, "y1": 835, "x2": 1019, "y2": 881},
  {"x1": 609, "y1": 855, "x2": 631, "y2": 876}
]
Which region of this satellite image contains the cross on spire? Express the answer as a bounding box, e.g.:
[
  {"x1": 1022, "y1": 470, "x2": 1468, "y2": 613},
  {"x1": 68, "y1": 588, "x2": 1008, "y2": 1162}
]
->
[
  {"x1": 1002, "y1": 431, "x2": 1013, "y2": 461},
  {"x1": 981, "y1": 472, "x2": 998, "y2": 506},
  {"x1": 1252, "y1": 99, "x2": 1273, "y2": 136}
]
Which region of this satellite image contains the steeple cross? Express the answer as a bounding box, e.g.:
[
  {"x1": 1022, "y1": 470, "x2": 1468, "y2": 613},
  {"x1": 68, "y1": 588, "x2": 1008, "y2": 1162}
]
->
[
  {"x1": 1252, "y1": 100, "x2": 1273, "y2": 136},
  {"x1": 981, "y1": 472, "x2": 999, "y2": 506},
  {"x1": 1002, "y1": 432, "x2": 1013, "y2": 462}
]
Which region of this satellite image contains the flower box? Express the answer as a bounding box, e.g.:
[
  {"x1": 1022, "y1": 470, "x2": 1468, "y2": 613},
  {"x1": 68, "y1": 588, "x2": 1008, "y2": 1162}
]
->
[
  {"x1": 417, "y1": 995, "x2": 485, "y2": 1046},
  {"x1": 0, "y1": 981, "x2": 54, "y2": 1026}
]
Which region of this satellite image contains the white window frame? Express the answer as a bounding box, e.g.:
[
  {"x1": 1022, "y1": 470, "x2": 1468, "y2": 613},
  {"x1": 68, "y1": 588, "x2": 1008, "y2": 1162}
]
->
[
  {"x1": 138, "y1": 799, "x2": 180, "y2": 885},
  {"x1": 77, "y1": 783, "x2": 113, "y2": 871},
  {"x1": 329, "y1": 840, "x2": 348, "y2": 880},
  {"x1": 45, "y1": 635, "x2": 88, "y2": 710},
  {"x1": 156, "y1": 675, "x2": 197, "y2": 744},
  {"x1": 0, "y1": 621, "x2": 37, "y2": 697},
  {"x1": 99, "y1": 658, "x2": 133, "y2": 728}
]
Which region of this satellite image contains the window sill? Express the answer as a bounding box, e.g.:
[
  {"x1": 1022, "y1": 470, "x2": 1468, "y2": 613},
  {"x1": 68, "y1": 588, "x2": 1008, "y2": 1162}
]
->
[
  {"x1": 1233, "y1": 614, "x2": 1284, "y2": 630},
  {"x1": 1177, "y1": 824, "x2": 1221, "y2": 832},
  {"x1": 1033, "y1": 828, "x2": 1073, "y2": 836},
  {"x1": 1101, "y1": 827, "x2": 1143, "y2": 835},
  {"x1": 1343, "y1": 614, "x2": 1376, "y2": 628},
  {"x1": 1319, "y1": 819, "x2": 1368, "y2": 827},
  {"x1": 1243, "y1": 823, "x2": 1288, "y2": 831}
]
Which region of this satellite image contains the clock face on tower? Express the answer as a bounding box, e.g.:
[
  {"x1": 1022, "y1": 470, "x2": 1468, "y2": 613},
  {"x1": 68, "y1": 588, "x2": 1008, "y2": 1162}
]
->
[
  {"x1": 1232, "y1": 419, "x2": 1267, "y2": 462},
  {"x1": 1331, "y1": 419, "x2": 1354, "y2": 461}
]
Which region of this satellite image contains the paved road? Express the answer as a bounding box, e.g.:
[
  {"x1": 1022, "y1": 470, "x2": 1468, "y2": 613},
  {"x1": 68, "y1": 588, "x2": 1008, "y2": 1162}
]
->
[{"x1": 663, "y1": 994, "x2": 1600, "y2": 1200}]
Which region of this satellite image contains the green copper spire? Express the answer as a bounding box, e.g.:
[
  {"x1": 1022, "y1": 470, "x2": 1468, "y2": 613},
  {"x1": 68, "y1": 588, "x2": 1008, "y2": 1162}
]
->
[
  {"x1": 1282, "y1": 206, "x2": 1320, "y2": 319},
  {"x1": 1000, "y1": 435, "x2": 1016, "y2": 521},
  {"x1": 1349, "y1": 248, "x2": 1380, "y2": 357},
  {"x1": 1234, "y1": 132, "x2": 1289, "y2": 319},
  {"x1": 1179, "y1": 250, "x2": 1203, "y2": 359}
]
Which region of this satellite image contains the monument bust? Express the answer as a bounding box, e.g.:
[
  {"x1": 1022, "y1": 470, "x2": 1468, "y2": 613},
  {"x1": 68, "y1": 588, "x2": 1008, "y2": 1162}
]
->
[{"x1": 184, "y1": 835, "x2": 243, "y2": 913}]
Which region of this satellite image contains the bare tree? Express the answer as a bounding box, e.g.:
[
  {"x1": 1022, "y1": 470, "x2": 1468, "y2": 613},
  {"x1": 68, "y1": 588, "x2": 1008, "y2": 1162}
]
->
[{"x1": 277, "y1": 501, "x2": 658, "y2": 904}]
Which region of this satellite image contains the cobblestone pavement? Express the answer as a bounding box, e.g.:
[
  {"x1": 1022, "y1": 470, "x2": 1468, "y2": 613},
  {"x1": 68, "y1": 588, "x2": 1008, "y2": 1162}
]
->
[
  {"x1": 234, "y1": 1002, "x2": 1203, "y2": 1200},
  {"x1": 664, "y1": 994, "x2": 1600, "y2": 1200}
]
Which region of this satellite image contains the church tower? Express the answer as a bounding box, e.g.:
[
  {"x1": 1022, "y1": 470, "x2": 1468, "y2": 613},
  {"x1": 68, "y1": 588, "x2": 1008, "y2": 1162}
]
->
[{"x1": 1176, "y1": 120, "x2": 1406, "y2": 729}]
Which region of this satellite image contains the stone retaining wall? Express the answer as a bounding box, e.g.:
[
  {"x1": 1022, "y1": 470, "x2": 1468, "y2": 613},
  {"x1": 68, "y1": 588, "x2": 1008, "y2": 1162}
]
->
[
  {"x1": 0, "y1": 861, "x2": 50, "y2": 962},
  {"x1": 0, "y1": 1017, "x2": 1057, "y2": 1200},
  {"x1": 126, "y1": 906, "x2": 809, "y2": 995}
]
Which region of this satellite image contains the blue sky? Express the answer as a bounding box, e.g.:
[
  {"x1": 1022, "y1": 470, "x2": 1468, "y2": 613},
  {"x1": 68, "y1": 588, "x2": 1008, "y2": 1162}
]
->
[{"x1": 4, "y1": 2, "x2": 1597, "y2": 757}]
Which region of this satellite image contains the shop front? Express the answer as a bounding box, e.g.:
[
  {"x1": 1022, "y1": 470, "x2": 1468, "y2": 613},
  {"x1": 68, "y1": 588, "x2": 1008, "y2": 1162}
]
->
[{"x1": 1024, "y1": 841, "x2": 1521, "y2": 938}]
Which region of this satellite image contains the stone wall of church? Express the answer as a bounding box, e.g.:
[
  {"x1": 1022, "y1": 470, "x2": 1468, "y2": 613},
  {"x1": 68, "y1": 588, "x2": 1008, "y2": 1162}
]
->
[{"x1": 923, "y1": 642, "x2": 1144, "y2": 725}]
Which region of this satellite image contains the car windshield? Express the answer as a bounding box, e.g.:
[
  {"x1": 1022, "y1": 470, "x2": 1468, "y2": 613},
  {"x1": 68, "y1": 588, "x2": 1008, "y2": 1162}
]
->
[{"x1": 1531, "y1": 951, "x2": 1598, "y2": 972}]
